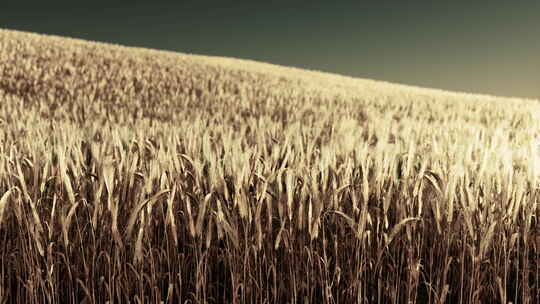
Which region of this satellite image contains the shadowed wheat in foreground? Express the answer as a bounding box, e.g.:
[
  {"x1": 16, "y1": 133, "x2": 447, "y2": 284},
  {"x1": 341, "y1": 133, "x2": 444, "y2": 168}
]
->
[{"x1": 1, "y1": 28, "x2": 540, "y2": 303}]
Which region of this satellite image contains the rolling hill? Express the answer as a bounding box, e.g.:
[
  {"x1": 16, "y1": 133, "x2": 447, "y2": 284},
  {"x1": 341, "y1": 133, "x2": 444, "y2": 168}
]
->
[
  {"x1": 1, "y1": 28, "x2": 535, "y2": 116},
  {"x1": 2, "y1": 28, "x2": 540, "y2": 303}
]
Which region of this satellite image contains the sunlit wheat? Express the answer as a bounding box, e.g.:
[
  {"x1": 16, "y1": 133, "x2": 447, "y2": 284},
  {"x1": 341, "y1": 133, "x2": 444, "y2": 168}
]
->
[{"x1": 1, "y1": 28, "x2": 540, "y2": 303}]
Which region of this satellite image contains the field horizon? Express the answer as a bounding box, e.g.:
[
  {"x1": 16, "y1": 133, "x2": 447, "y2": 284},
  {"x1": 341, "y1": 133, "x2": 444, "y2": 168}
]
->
[
  {"x1": 1, "y1": 28, "x2": 537, "y2": 103},
  {"x1": 2, "y1": 28, "x2": 540, "y2": 303}
]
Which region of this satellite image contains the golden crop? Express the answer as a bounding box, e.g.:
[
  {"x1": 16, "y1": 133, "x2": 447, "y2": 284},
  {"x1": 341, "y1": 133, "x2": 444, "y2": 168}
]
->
[{"x1": 1, "y1": 28, "x2": 540, "y2": 303}]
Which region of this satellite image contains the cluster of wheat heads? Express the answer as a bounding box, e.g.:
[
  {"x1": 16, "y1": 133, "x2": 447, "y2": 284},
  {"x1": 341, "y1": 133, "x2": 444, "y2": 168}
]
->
[{"x1": 1, "y1": 28, "x2": 540, "y2": 303}]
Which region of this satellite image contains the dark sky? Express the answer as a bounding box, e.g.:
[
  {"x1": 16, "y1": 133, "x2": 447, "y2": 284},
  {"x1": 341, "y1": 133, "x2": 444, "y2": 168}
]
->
[{"x1": 2, "y1": 1, "x2": 539, "y2": 99}]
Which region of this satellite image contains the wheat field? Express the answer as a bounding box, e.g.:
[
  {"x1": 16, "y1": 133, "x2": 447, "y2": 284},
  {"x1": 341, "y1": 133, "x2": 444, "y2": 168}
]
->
[{"x1": 1, "y1": 28, "x2": 540, "y2": 303}]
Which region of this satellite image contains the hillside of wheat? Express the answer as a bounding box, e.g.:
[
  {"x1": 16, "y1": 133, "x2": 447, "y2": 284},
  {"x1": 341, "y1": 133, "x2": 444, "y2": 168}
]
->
[{"x1": 1, "y1": 28, "x2": 540, "y2": 303}]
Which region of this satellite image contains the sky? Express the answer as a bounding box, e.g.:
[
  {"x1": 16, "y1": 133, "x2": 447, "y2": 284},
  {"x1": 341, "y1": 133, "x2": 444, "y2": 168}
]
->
[{"x1": 2, "y1": 1, "x2": 539, "y2": 99}]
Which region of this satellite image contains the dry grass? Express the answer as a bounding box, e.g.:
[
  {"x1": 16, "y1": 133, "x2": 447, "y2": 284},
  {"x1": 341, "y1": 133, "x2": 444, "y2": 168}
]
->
[{"x1": 1, "y1": 28, "x2": 540, "y2": 303}]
